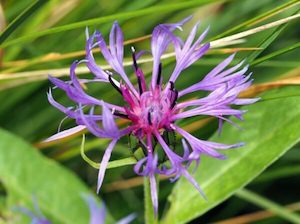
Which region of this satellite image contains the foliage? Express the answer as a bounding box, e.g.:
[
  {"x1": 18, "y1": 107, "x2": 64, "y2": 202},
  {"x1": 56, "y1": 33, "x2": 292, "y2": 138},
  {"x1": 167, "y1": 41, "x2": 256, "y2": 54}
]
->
[{"x1": 0, "y1": 0, "x2": 299, "y2": 223}]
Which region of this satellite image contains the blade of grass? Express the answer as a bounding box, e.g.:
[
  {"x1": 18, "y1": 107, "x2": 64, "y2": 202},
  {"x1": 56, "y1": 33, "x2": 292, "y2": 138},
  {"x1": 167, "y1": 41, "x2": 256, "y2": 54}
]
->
[
  {"x1": 253, "y1": 165, "x2": 300, "y2": 183},
  {"x1": 236, "y1": 189, "x2": 300, "y2": 224},
  {"x1": 0, "y1": 0, "x2": 48, "y2": 44},
  {"x1": 246, "y1": 8, "x2": 300, "y2": 64},
  {"x1": 216, "y1": 202, "x2": 300, "y2": 224},
  {"x1": 144, "y1": 177, "x2": 158, "y2": 224},
  {"x1": 0, "y1": 13, "x2": 298, "y2": 85},
  {"x1": 0, "y1": 0, "x2": 226, "y2": 48},
  {"x1": 252, "y1": 42, "x2": 300, "y2": 66},
  {"x1": 212, "y1": 0, "x2": 300, "y2": 40},
  {"x1": 210, "y1": 13, "x2": 300, "y2": 48},
  {"x1": 1, "y1": 14, "x2": 299, "y2": 83},
  {"x1": 1, "y1": 46, "x2": 257, "y2": 72},
  {"x1": 1, "y1": 34, "x2": 152, "y2": 73}
]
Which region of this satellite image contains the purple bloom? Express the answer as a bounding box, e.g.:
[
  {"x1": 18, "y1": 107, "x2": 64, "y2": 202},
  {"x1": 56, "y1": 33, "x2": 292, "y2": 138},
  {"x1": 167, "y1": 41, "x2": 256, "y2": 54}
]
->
[
  {"x1": 16, "y1": 195, "x2": 135, "y2": 224},
  {"x1": 83, "y1": 195, "x2": 136, "y2": 224},
  {"x1": 14, "y1": 196, "x2": 51, "y2": 224},
  {"x1": 48, "y1": 17, "x2": 258, "y2": 214}
]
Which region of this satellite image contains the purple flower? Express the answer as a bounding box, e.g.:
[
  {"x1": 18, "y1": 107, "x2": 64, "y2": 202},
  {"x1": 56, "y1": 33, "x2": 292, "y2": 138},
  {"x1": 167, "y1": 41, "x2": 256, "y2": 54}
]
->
[
  {"x1": 16, "y1": 195, "x2": 135, "y2": 224},
  {"x1": 48, "y1": 17, "x2": 258, "y2": 214},
  {"x1": 14, "y1": 196, "x2": 51, "y2": 224},
  {"x1": 83, "y1": 195, "x2": 136, "y2": 224}
]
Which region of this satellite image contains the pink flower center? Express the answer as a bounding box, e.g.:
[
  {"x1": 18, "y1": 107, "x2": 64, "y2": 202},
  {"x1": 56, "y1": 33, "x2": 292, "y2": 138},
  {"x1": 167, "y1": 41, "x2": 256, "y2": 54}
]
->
[{"x1": 123, "y1": 87, "x2": 176, "y2": 135}]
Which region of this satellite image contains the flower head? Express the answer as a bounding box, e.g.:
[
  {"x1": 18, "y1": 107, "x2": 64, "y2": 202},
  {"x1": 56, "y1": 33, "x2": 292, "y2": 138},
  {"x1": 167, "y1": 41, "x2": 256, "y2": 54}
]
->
[
  {"x1": 48, "y1": 17, "x2": 258, "y2": 214},
  {"x1": 16, "y1": 195, "x2": 135, "y2": 224},
  {"x1": 83, "y1": 194, "x2": 136, "y2": 224},
  {"x1": 14, "y1": 196, "x2": 51, "y2": 224}
]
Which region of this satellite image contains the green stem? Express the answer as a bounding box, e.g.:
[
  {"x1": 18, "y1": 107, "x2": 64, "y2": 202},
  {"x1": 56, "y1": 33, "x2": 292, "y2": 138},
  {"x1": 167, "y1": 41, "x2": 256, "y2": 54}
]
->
[
  {"x1": 1, "y1": 0, "x2": 227, "y2": 48},
  {"x1": 212, "y1": 0, "x2": 300, "y2": 40},
  {"x1": 236, "y1": 189, "x2": 300, "y2": 223},
  {"x1": 144, "y1": 177, "x2": 158, "y2": 224},
  {"x1": 0, "y1": 0, "x2": 48, "y2": 44},
  {"x1": 254, "y1": 165, "x2": 300, "y2": 183},
  {"x1": 252, "y1": 42, "x2": 300, "y2": 66}
]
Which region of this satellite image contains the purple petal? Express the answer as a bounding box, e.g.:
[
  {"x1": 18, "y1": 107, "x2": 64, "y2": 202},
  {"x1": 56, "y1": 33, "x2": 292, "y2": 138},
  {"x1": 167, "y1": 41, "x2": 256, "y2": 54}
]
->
[
  {"x1": 95, "y1": 29, "x2": 138, "y2": 96},
  {"x1": 134, "y1": 157, "x2": 148, "y2": 175},
  {"x1": 82, "y1": 194, "x2": 106, "y2": 224},
  {"x1": 78, "y1": 105, "x2": 111, "y2": 138},
  {"x1": 233, "y1": 98, "x2": 260, "y2": 105},
  {"x1": 167, "y1": 25, "x2": 210, "y2": 84},
  {"x1": 150, "y1": 17, "x2": 191, "y2": 88},
  {"x1": 85, "y1": 31, "x2": 109, "y2": 80},
  {"x1": 116, "y1": 213, "x2": 136, "y2": 224},
  {"x1": 101, "y1": 101, "x2": 120, "y2": 137},
  {"x1": 97, "y1": 138, "x2": 118, "y2": 193},
  {"x1": 43, "y1": 125, "x2": 86, "y2": 143},
  {"x1": 181, "y1": 169, "x2": 206, "y2": 200},
  {"x1": 149, "y1": 173, "x2": 158, "y2": 216},
  {"x1": 110, "y1": 21, "x2": 124, "y2": 65},
  {"x1": 173, "y1": 125, "x2": 240, "y2": 159}
]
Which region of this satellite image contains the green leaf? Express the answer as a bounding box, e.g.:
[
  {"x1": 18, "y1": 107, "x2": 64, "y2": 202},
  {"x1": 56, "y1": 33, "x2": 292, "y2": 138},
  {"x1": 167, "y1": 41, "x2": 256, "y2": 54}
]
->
[
  {"x1": 0, "y1": 128, "x2": 112, "y2": 224},
  {"x1": 0, "y1": 0, "x2": 225, "y2": 48},
  {"x1": 254, "y1": 164, "x2": 300, "y2": 183},
  {"x1": 236, "y1": 189, "x2": 300, "y2": 223},
  {"x1": 144, "y1": 177, "x2": 158, "y2": 224},
  {"x1": 247, "y1": 9, "x2": 300, "y2": 65},
  {"x1": 0, "y1": 0, "x2": 48, "y2": 44},
  {"x1": 252, "y1": 41, "x2": 300, "y2": 66},
  {"x1": 163, "y1": 86, "x2": 300, "y2": 224},
  {"x1": 212, "y1": 0, "x2": 300, "y2": 40}
]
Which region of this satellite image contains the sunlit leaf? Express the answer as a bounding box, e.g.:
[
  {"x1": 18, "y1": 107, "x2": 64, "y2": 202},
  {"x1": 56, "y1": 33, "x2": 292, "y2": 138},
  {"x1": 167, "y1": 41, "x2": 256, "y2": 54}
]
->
[
  {"x1": 163, "y1": 86, "x2": 300, "y2": 223},
  {"x1": 0, "y1": 128, "x2": 113, "y2": 224}
]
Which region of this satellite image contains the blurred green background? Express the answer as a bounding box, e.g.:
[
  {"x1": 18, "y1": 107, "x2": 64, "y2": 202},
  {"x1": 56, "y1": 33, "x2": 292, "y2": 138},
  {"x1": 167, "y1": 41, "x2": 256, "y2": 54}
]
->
[{"x1": 0, "y1": 0, "x2": 300, "y2": 223}]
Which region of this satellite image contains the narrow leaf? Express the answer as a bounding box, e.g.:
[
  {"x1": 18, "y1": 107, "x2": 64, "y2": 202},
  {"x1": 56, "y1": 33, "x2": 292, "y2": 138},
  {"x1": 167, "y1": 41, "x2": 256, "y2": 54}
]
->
[
  {"x1": 236, "y1": 189, "x2": 300, "y2": 223},
  {"x1": 0, "y1": 128, "x2": 111, "y2": 224},
  {"x1": 0, "y1": 0, "x2": 48, "y2": 44},
  {"x1": 163, "y1": 86, "x2": 300, "y2": 223},
  {"x1": 0, "y1": 0, "x2": 224, "y2": 48}
]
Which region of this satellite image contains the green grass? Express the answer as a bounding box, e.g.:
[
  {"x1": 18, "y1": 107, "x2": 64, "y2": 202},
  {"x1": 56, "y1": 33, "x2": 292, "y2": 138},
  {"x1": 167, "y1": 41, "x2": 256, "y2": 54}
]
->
[{"x1": 0, "y1": 0, "x2": 300, "y2": 223}]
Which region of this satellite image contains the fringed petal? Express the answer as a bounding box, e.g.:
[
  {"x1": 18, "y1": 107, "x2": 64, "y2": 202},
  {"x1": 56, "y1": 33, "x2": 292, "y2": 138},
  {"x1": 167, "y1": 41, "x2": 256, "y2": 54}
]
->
[
  {"x1": 82, "y1": 194, "x2": 106, "y2": 224},
  {"x1": 150, "y1": 16, "x2": 192, "y2": 88},
  {"x1": 97, "y1": 138, "x2": 118, "y2": 193}
]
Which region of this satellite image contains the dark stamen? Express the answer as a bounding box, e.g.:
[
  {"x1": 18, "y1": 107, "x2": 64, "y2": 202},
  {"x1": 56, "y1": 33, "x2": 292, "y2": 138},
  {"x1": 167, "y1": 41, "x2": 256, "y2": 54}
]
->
[
  {"x1": 169, "y1": 81, "x2": 174, "y2": 90},
  {"x1": 131, "y1": 47, "x2": 138, "y2": 71},
  {"x1": 113, "y1": 111, "x2": 129, "y2": 119},
  {"x1": 147, "y1": 111, "x2": 152, "y2": 125},
  {"x1": 156, "y1": 63, "x2": 162, "y2": 86},
  {"x1": 137, "y1": 76, "x2": 143, "y2": 95},
  {"x1": 171, "y1": 90, "x2": 178, "y2": 108},
  {"x1": 108, "y1": 75, "x2": 122, "y2": 95}
]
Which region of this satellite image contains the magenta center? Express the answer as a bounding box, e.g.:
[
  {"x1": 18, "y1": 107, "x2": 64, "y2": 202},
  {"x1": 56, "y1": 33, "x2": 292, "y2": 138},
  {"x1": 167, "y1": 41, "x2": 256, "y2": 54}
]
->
[{"x1": 125, "y1": 88, "x2": 174, "y2": 135}]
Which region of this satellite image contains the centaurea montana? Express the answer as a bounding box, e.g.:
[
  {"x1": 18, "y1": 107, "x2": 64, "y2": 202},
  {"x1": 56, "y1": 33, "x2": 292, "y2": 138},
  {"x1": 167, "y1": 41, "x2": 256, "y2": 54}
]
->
[
  {"x1": 16, "y1": 195, "x2": 135, "y2": 224},
  {"x1": 48, "y1": 16, "x2": 258, "y2": 214}
]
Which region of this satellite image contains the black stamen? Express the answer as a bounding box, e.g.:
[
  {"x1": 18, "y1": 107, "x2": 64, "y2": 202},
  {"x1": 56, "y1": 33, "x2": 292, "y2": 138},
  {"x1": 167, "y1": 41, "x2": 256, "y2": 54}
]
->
[
  {"x1": 131, "y1": 47, "x2": 138, "y2": 71},
  {"x1": 147, "y1": 111, "x2": 152, "y2": 125},
  {"x1": 113, "y1": 111, "x2": 129, "y2": 119},
  {"x1": 171, "y1": 90, "x2": 178, "y2": 108},
  {"x1": 169, "y1": 81, "x2": 174, "y2": 90},
  {"x1": 137, "y1": 76, "x2": 143, "y2": 95},
  {"x1": 156, "y1": 63, "x2": 162, "y2": 86},
  {"x1": 108, "y1": 75, "x2": 122, "y2": 95}
]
